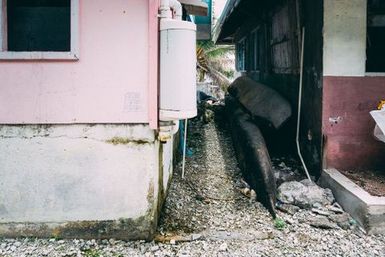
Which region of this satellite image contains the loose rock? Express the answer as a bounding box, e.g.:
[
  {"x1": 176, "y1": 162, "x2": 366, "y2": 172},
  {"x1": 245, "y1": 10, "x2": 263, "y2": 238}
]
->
[
  {"x1": 308, "y1": 216, "x2": 339, "y2": 229},
  {"x1": 276, "y1": 202, "x2": 301, "y2": 215},
  {"x1": 311, "y1": 208, "x2": 331, "y2": 216},
  {"x1": 277, "y1": 181, "x2": 334, "y2": 209},
  {"x1": 219, "y1": 243, "x2": 228, "y2": 252},
  {"x1": 328, "y1": 203, "x2": 345, "y2": 214},
  {"x1": 329, "y1": 213, "x2": 352, "y2": 230}
]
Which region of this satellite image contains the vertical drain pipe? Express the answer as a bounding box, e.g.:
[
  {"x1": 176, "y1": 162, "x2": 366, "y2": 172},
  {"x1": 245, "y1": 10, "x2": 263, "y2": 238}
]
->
[
  {"x1": 182, "y1": 119, "x2": 188, "y2": 179},
  {"x1": 159, "y1": 0, "x2": 191, "y2": 179},
  {"x1": 296, "y1": 27, "x2": 312, "y2": 182}
]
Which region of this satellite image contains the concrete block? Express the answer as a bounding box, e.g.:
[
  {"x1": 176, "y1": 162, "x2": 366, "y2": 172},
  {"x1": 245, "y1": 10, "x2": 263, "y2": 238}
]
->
[
  {"x1": 0, "y1": 124, "x2": 174, "y2": 240},
  {"x1": 319, "y1": 169, "x2": 385, "y2": 234}
]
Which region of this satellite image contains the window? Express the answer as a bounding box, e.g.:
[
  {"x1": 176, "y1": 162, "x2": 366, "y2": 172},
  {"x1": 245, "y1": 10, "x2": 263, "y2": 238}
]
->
[
  {"x1": 248, "y1": 29, "x2": 260, "y2": 71},
  {"x1": 270, "y1": 4, "x2": 299, "y2": 74},
  {"x1": 367, "y1": 0, "x2": 385, "y2": 72},
  {"x1": 236, "y1": 39, "x2": 246, "y2": 71},
  {"x1": 0, "y1": 0, "x2": 79, "y2": 60},
  {"x1": 237, "y1": 30, "x2": 261, "y2": 72},
  {"x1": 248, "y1": 31, "x2": 255, "y2": 71}
]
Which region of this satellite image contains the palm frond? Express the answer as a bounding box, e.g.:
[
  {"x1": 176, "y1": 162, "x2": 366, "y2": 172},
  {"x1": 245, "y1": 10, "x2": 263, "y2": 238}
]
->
[
  {"x1": 196, "y1": 40, "x2": 235, "y2": 90},
  {"x1": 196, "y1": 41, "x2": 235, "y2": 90},
  {"x1": 205, "y1": 45, "x2": 235, "y2": 58}
]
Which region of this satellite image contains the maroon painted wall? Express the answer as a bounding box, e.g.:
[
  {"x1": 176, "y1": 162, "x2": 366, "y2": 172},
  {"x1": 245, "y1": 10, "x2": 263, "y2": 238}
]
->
[{"x1": 323, "y1": 76, "x2": 385, "y2": 171}]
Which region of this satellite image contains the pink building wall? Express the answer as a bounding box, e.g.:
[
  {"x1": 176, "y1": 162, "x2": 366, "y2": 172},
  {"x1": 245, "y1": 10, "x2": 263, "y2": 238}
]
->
[{"x1": 0, "y1": 0, "x2": 159, "y2": 127}]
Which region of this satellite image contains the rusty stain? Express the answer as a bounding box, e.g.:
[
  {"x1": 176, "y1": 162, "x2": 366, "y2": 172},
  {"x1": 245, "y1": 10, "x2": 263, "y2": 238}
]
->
[{"x1": 147, "y1": 181, "x2": 155, "y2": 204}]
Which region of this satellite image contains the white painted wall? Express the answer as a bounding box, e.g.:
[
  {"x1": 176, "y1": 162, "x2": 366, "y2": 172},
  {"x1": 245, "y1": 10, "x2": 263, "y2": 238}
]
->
[
  {"x1": 323, "y1": 0, "x2": 367, "y2": 76},
  {"x1": 0, "y1": 125, "x2": 159, "y2": 223},
  {"x1": 162, "y1": 139, "x2": 174, "y2": 193}
]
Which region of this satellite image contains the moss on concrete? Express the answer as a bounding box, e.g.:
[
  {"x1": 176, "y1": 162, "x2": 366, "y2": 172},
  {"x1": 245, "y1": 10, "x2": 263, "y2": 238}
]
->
[
  {"x1": 0, "y1": 174, "x2": 166, "y2": 240},
  {"x1": 106, "y1": 137, "x2": 151, "y2": 145},
  {"x1": 0, "y1": 215, "x2": 156, "y2": 240}
]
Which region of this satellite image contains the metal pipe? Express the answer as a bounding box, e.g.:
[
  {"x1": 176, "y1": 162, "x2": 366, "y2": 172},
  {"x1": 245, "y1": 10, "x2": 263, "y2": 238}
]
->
[
  {"x1": 169, "y1": 0, "x2": 182, "y2": 20},
  {"x1": 296, "y1": 27, "x2": 312, "y2": 182},
  {"x1": 159, "y1": 0, "x2": 185, "y2": 177},
  {"x1": 160, "y1": 0, "x2": 172, "y2": 18},
  {"x1": 182, "y1": 119, "x2": 188, "y2": 179},
  {"x1": 160, "y1": 0, "x2": 182, "y2": 20}
]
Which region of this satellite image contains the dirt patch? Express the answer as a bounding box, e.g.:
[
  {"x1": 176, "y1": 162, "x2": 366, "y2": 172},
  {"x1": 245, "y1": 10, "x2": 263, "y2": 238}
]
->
[{"x1": 340, "y1": 170, "x2": 385, "y2": 197}]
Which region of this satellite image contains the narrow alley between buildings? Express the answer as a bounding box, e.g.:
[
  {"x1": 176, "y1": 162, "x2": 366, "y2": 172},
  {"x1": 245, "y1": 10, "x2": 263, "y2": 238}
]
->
[{"x1": 2, "y1": 108, "x2": 385, "y2": 257}]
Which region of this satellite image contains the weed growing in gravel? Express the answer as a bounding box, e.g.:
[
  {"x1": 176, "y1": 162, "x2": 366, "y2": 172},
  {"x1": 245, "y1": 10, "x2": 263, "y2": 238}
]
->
[
  {"x1": 274, "y1": 218, "x2": 287, "y2": 230},
  {"x1": 83, "y1": 249, "x2": 103, "y2": 257}
]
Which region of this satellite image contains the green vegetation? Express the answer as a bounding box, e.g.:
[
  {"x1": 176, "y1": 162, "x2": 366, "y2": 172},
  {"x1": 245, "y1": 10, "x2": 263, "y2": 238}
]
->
[
  {"x1": 196, "y1": 40, "x2": 235, "y2": 90},
  {"x1": 106, "y1": 137, "x2": 149, "y2": 145},
  {"x1": 83, "y1": 249, "x2": 103, "y2": 257},
  {"x1": 274, "y1": 218, "x2": 287, "y2": 230}
]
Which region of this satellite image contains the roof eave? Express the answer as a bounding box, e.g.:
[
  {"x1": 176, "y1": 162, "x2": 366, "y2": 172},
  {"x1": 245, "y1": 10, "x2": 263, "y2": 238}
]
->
[{"x1": 212, "y1": 0, "x2": 241, "y2": 43}]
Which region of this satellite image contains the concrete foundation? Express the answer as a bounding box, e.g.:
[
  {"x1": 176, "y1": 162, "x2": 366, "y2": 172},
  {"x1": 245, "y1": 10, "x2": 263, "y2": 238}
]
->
[
  {"x1": 319, "y1": 169, "x2": 385, "y2": 234},
  {"x1": 0, "y1": 124, "x2": 174, "y2": 240}
]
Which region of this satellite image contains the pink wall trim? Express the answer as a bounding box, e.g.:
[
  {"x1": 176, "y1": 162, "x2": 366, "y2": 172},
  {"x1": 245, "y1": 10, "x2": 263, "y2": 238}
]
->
[
  {"x1": 148, "y1": 0, "x2": 159, "y2": 129},
  {"x1": 323, "y1": 76, "x2": 385, "y2": 171}
]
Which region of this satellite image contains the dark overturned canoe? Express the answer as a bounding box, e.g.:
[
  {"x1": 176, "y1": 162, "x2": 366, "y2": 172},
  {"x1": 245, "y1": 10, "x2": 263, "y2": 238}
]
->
[
  {"x1": 228, "y1": 76, "x2": 292, "y2": 130},
  {"x1": 226, "y1": 95, "x2": 277, "y2": 218}
]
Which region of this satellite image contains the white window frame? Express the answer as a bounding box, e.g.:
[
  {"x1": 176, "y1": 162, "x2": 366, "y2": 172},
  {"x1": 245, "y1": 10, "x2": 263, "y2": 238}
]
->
[{"x1": 0, "y1": 0, "x2": 79, "y2": 60}]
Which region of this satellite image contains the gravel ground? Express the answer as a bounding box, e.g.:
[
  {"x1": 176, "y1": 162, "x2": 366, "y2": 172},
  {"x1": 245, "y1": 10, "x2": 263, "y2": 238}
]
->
[{"x1": 1, "y1": 117, "x2": 385, "y2": 257}]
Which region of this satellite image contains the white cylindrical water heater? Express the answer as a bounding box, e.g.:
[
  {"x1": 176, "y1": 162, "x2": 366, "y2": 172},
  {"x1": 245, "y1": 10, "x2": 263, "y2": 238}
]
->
[{"x1": 159, "y1": 18, "x2": 197, "y2": 121}]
